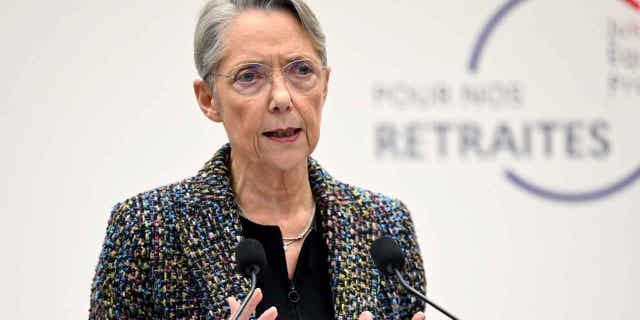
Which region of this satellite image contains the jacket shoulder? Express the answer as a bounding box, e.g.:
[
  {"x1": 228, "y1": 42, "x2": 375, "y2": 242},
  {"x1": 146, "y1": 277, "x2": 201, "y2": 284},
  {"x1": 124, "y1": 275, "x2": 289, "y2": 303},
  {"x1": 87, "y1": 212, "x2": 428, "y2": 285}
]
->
[
  {"x1": 332, "y1": 180, "x2": 411, "y2": 220},
  {"x1": 111, "y1": 175, "x2": 205, "y2": 217},
  {"x1": 90, "y1": 176, "x2": 206, "y2": 318}
]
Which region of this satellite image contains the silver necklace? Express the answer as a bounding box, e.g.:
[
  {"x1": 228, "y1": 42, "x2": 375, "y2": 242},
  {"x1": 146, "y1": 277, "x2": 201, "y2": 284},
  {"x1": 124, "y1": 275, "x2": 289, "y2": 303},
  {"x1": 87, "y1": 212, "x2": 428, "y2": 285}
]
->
[
  {"x1": 281, "y1": 205, "x2": 315, "y2": 251},
  {"x1": 235, "y1": 200, "x2": 316, "y2": 252}
]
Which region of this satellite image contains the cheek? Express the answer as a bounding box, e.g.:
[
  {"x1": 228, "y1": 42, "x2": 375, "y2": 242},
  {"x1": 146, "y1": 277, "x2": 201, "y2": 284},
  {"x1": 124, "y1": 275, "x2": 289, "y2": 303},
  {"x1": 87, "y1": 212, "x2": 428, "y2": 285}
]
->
[
  {"x1": 221, "y1": 96, "x2": 266, "y2": 141},
  {"x1": 297, "y1": 96, "x2": 324, "y2": 141},
  {"x1": 224, "y1": 96, "x2": 254, "y2": 119}
]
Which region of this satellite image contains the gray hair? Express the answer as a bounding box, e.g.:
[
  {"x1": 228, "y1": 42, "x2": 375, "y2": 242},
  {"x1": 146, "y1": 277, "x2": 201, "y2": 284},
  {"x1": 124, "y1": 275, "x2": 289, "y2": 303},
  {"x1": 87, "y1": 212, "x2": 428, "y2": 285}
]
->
[{"x1": 194, "y1": 0, "x2": 327, "y2": 87}]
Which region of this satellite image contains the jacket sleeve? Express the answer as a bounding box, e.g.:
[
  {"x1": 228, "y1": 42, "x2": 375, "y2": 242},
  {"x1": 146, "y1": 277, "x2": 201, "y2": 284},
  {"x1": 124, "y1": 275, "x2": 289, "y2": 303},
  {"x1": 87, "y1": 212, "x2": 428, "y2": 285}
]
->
[
  {"x1": 89, "y1": 199, "x2": 153, "y2": 319},
  {"x1": 392, "y1": 199, "x2": 427, "y2": 319}
]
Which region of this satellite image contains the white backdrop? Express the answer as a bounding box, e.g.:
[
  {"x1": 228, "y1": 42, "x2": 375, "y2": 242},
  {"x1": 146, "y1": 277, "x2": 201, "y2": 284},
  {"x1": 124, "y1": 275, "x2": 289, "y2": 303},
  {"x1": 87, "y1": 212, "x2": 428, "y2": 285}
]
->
[{"x1": 1, "y1": 0, "x2": 639, "y2": 319}]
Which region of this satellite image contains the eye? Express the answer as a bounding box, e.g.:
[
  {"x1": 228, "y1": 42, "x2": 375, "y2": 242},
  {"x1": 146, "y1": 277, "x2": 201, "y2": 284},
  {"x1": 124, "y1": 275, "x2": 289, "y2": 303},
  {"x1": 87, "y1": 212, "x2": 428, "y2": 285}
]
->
[
  {"x1": 288, "y1": 61, "x2": 315, "y2": 77},
  {"x1": 238, "y1": 72, "x2": 256, "y2": 82},
  {"x1": 234, "y1": 65, "x2": 265, "y2": 84}
]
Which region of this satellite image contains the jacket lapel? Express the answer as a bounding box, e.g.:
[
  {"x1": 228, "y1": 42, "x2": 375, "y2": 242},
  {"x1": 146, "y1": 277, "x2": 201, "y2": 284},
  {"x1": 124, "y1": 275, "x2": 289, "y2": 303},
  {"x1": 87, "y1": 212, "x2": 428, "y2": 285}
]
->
[
  {"x1": 309, "y1": 160, "x2": 386, "y2": 319},
  {"x1": 174, "y1": 145, "x2": 250, "y2": 317}
]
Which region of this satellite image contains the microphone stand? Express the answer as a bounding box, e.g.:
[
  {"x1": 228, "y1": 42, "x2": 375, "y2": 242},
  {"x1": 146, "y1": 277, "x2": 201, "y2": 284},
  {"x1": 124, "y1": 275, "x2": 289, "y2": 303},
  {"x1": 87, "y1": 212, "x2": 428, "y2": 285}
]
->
[
  {"x1": 394, "y1": 269, "x2": 460, "y2": 320},
  {"x1": 231, "y1": 266, "x2": 259, "y2": 320}
]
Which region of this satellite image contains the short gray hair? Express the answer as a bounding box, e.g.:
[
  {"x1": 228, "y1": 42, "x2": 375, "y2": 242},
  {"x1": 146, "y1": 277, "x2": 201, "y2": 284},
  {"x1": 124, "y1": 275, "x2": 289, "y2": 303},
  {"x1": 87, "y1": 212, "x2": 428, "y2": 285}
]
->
[{"x1": 194, "y1": 0, "x2": 327, "y2": 86}]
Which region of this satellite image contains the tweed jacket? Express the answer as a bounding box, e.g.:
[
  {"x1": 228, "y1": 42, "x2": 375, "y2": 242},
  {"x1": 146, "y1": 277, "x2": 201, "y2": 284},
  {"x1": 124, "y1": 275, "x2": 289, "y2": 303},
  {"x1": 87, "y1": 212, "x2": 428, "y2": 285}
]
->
[{"x1": 89, "y1": 144, "x2": 426, "y2": 319}]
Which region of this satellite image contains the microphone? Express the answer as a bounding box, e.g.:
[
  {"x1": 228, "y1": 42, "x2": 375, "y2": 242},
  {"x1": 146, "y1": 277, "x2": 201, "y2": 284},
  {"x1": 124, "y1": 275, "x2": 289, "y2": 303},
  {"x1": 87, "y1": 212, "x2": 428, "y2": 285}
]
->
[
  {"x1": 371, "y1": 237, "x2": 460, "y2": 320},
  {"x1": 231, "y1": 238, "x2": 268, "y2": 320}
]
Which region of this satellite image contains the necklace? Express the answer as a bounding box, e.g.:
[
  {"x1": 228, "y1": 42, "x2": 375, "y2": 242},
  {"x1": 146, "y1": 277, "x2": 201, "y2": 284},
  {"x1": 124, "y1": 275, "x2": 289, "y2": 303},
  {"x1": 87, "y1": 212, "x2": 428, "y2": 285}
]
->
[{"x1": 235, "y1": 200, "x2": 316, "y2": 252}]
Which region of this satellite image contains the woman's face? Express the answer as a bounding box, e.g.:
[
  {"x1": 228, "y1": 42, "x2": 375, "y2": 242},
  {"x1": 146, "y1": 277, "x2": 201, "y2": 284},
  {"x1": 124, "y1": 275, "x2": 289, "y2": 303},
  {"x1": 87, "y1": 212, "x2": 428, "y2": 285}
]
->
[{"x1": 195, "y1": 9, "x2": 330, "y2": 172}]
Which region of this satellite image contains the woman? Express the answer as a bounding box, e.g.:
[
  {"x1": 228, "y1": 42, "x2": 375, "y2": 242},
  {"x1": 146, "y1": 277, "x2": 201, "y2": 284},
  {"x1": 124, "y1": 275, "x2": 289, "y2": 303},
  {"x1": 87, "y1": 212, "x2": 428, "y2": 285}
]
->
[{"x1": 89, "y1": 1, "x2": 426, "y2": 319}]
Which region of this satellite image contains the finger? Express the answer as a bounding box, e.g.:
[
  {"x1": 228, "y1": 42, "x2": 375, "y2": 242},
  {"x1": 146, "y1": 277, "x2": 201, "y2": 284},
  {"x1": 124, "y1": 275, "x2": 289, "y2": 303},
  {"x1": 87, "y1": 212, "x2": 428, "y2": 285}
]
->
[
  {"x1": 226, "y1": 289, "x2": 263, "y2": 320},
  {"x1": 412, "y1": 311, "x2": 426, "y2": 320},
  {"x1": 243, "y1": 288, "x2": 263, "y2": 318},
  {"x1": 358, "y1": 311, "x2": 374, "y2": 320},
  {"x1": 227, "y1": 296, "x2": 241, "y2": 316},
  {"x1": 257, "y1": 306, "x2": 278, "y2": 320}
]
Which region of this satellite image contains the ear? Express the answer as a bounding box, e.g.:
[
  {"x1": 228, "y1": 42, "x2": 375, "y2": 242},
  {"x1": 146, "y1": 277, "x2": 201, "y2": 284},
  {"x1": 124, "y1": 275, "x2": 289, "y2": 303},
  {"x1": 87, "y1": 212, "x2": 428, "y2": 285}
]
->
[{"x1": 193, "y1": 79, "x2": 223, "y2": 122}]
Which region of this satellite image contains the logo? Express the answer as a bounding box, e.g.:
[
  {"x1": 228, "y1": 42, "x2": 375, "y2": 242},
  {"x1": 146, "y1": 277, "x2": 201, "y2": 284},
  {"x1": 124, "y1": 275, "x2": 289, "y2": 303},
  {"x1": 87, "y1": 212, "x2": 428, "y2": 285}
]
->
[
  {"x1": 624, "y1": 0, "x2": 640, "y2": 10},
  {"x1": 372, "y1": 0, "x2": 640, "y2": 202},
  {"x1": 466, "y1": 0, "x2": 640, "y2": 202}
]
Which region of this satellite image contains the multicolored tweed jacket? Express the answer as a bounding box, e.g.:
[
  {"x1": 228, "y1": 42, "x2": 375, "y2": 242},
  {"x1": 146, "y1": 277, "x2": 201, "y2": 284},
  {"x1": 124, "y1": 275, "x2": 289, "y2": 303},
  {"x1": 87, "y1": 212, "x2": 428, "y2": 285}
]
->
[{"x1": 89, "y1": 144, "x2": 426, "y2": 319}]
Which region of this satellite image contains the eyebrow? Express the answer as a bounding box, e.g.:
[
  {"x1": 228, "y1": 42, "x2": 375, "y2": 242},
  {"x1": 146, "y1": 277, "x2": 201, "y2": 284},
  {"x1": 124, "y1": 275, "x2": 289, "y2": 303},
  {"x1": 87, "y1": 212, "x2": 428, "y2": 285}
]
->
[
  {"x1": 230, "y1": 55, "x2": 317, "y2": 69},
  {"x1": 284, "y1": 55, "x2": 314, "y2": 64}
]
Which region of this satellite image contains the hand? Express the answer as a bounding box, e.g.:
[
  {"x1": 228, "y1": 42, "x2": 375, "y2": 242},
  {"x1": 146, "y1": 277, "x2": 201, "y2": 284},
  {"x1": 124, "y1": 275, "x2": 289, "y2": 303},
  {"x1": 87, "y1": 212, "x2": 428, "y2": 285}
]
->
[
  {"x1": 226, "y1": 288, "x2": 278, "y2": 320},
  {"x1": 358, "y1": 310, "x2": 426, "y2": 320}
]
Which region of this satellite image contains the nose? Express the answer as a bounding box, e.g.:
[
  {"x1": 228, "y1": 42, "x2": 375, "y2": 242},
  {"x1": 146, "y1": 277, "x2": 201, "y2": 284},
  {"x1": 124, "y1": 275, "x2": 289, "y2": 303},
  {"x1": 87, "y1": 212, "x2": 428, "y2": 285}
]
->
[{"x1": 268, "y1": 72, "x2": 292, "y2": 113}]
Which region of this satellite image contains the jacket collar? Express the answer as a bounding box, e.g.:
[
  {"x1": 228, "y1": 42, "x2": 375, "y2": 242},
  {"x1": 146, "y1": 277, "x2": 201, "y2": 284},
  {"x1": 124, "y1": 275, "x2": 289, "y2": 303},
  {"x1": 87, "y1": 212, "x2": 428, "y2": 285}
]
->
[{"x1": 177, "y1": 144, "x2": 384, "y2": 318}]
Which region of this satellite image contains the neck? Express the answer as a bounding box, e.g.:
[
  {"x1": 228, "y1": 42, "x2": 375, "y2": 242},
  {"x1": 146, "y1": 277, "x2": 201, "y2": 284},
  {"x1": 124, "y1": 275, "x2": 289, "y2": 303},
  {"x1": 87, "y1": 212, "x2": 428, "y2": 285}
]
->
[{"x1": 230, "y1": 149, "x2": 314, "y2": 233}]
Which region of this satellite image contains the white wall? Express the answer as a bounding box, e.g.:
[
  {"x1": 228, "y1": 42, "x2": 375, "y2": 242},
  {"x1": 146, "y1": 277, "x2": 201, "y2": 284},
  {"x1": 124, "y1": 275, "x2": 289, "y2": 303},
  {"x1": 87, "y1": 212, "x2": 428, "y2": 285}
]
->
[{"x1": 1, "y1": 1, "x2": 639, "y2": 319}]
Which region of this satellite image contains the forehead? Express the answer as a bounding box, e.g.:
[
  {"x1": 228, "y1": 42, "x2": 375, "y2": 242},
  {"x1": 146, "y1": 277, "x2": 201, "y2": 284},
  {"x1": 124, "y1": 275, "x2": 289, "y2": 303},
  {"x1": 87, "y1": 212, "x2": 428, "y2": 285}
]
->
[{"x1": 219, "y1": 9, "x2": 318, "y2": 68}]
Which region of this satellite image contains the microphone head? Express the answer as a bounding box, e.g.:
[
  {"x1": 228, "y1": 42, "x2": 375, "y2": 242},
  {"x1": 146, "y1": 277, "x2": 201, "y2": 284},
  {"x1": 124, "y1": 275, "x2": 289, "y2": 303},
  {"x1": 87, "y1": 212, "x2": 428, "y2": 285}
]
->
[
  {"x1": 236, "y1": 238, "x2": 268, "y2": 277},
  {"x1": 370, "y1": 236, "x2": 405, "y2": 275}
]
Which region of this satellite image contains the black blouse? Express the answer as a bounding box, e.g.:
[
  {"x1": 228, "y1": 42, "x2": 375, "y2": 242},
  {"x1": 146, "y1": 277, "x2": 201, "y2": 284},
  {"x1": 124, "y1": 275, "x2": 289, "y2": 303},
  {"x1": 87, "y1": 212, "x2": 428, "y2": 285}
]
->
[{"x1": 239, "y1": 208, "x2": 334, "y2": 320}]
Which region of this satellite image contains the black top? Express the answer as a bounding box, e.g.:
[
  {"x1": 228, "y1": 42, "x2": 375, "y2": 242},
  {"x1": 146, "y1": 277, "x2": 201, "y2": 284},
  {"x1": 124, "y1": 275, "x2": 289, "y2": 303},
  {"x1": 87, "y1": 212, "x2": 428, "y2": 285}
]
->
[{"x1": 239, "y1": 208, "x2": 334, "y2": 320}]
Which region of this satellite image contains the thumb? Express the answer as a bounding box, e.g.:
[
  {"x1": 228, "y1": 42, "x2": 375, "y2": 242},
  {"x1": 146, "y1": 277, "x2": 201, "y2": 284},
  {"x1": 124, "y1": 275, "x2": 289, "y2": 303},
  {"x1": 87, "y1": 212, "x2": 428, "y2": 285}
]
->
[
  {"x1": 226, "y1": 296, "x2": 240, "y2": 316},
  {"x1": 358, "y1": 311, "x2": 374, "y2": 320}
]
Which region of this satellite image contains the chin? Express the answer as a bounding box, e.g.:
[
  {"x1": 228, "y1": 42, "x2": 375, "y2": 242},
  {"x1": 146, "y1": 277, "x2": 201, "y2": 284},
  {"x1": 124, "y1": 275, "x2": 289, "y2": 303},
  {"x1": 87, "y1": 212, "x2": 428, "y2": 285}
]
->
[{"x1": 263, "y1": 147, "x2": 310, "y2": 172}]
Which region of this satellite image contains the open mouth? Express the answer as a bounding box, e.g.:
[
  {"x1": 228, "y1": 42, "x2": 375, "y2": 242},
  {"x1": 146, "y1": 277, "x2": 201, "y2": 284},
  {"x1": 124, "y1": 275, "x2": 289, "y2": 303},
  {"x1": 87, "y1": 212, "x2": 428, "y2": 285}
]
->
[{"x1": 263, "y1": 128, "x2": 302, "y2": 138}]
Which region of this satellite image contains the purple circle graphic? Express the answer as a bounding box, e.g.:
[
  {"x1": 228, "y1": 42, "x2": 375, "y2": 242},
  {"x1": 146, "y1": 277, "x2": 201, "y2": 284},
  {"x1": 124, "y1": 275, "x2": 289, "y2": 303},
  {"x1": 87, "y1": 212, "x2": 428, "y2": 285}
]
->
[
  {"x1": 505, "y1": 166, "x2": 640, "y2": 202},
  {"x1": 469, "y1": 0, "x2": 639, "y2": 202},
  {"x1": 468, "y1": 0, "x2": 527, "y2": 73}
]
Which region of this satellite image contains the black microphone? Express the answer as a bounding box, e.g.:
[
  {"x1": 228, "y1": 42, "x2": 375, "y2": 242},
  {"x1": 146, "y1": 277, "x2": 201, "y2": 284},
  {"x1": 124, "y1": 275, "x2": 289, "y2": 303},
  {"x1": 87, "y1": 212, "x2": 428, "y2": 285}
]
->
[
  {"x1": 371, "y1": 237, "x2": 460, "y2": 320},
  {"x1": 231, "y1": 238, "x2": 268, "y2": 320}
]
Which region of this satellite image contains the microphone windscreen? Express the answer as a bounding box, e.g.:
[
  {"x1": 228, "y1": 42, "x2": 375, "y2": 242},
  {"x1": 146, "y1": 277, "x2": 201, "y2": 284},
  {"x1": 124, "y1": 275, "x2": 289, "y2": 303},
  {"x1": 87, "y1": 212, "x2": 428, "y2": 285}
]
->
[
  {"x1": 236, "y1": 238, "x2": 268, "y2": 277},
  {"x1": 370, "y1": 236, "x2": 405, "y2": 275}
]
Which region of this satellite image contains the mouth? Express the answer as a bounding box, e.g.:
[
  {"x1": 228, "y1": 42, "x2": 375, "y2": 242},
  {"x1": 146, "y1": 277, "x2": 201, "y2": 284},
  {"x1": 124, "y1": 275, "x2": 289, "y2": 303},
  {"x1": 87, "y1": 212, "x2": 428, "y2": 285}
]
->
[{"x1": 262, "y1": 127, "x2": 303, "y2": 138}]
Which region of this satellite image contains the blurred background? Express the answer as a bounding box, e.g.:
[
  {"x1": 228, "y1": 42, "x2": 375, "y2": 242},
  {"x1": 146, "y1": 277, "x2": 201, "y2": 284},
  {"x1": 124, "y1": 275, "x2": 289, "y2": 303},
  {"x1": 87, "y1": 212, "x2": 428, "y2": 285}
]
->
[{"x1": 1, "y1": 0, "x2": 639, "y2": 319}]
